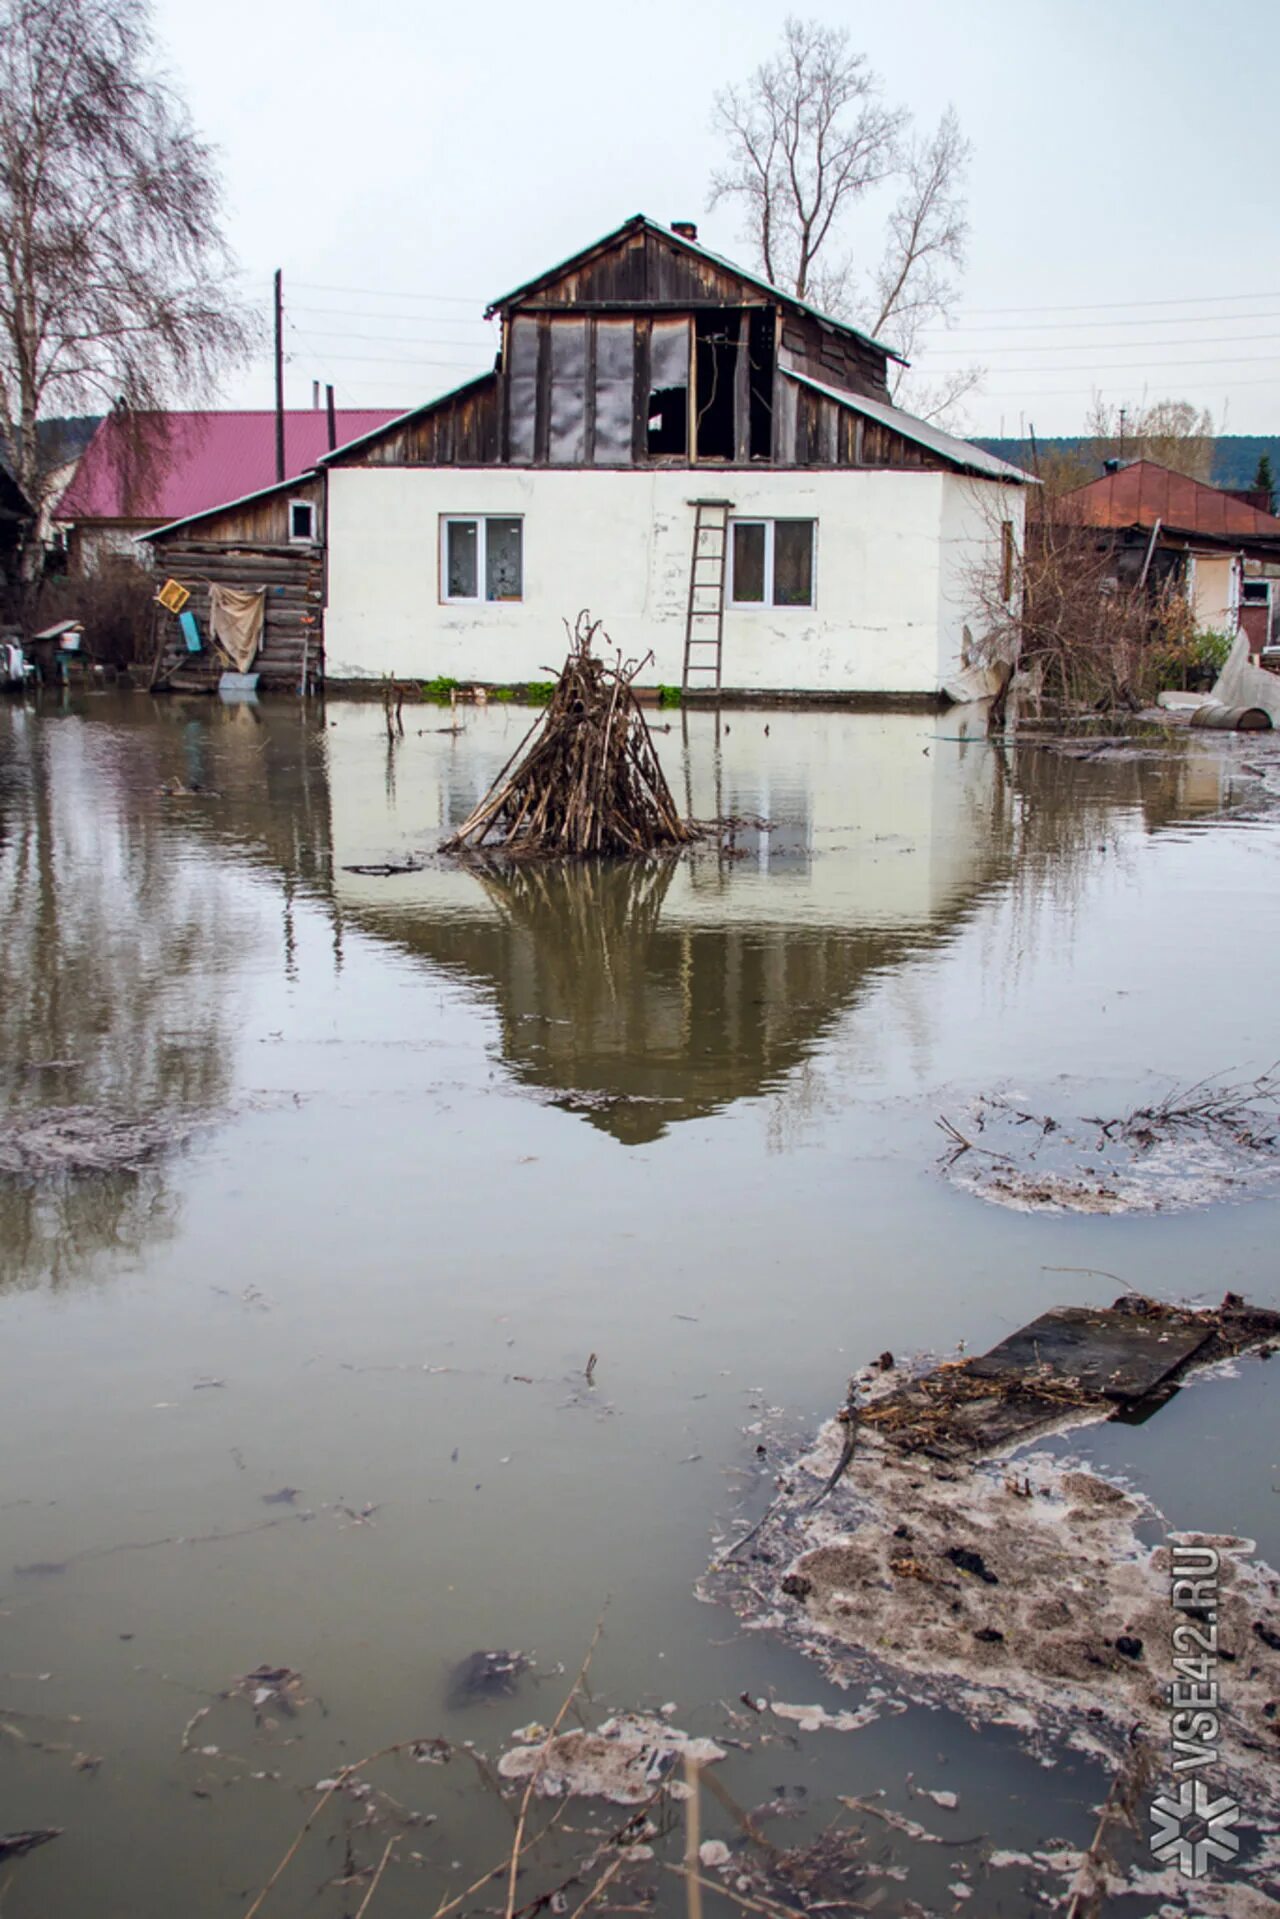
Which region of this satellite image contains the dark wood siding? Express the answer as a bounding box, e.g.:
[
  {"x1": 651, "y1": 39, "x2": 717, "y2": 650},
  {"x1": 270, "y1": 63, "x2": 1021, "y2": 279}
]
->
[
  {"x1": 352, "y1": 377, "x2": 503, "y2": 467},
  {"x1": 147, "y1": 532, "x2": 324, "y2": 691},
  {"x1": 778, "y1": 313, "x2": 890, "y2": 403}
]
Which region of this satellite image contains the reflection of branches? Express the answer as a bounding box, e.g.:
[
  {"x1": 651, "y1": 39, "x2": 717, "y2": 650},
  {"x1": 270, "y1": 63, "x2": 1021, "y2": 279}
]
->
[
  {"x1": 473, "y1": 855, "x2": 679, "y2": 1014},
  {"x1": 0, "y1": 714, "x2": 239, "y2": 1292}
]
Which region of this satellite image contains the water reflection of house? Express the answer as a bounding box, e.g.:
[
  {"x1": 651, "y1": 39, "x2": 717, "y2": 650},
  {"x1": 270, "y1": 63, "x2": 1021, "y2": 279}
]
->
[{"x1": 123, "y1": 706, "x2": 1233, "y2": 1147}]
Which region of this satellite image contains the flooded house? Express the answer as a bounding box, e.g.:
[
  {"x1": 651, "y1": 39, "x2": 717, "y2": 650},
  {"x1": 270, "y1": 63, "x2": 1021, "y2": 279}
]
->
[
  {"x1": 311, "y1": 216, "x2": 1032, "y2": 698},
  {"x1": 1056, "y1": 456, "x2": 1280, "y2": 654}
]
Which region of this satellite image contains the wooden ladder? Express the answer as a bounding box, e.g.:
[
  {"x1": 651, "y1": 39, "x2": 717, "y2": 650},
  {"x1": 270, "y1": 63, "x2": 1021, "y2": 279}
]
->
[{"x1": 682, "y1": 498, "x2": 733, "y2": 693}]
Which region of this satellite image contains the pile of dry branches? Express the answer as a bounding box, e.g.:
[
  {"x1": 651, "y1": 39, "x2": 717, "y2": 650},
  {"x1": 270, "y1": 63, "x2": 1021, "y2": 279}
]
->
[{"x1": 442, "y1": 614, "x2": 696, "y2": 859}]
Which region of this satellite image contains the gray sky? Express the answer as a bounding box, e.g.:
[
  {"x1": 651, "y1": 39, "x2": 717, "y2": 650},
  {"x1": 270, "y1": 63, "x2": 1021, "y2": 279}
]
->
[{"x1": 155, "y1": 0, "x2": 1280, "y2": 438}]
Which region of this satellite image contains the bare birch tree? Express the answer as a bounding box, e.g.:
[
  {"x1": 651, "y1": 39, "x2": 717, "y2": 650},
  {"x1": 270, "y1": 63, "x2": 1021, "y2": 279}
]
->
[
  {"x1": 709, "y1": 19, "x2": 977, "y2": 422},
  {"x1": 0, "y1": 0, "x2": 256, "y2": 589}
]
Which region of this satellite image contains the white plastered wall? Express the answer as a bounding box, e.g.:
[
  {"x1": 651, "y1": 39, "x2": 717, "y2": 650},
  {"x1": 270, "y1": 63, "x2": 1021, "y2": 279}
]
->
[
  {"x1": 936, "y1": 474, "x2": 1028, "y2": 682},
  {"x1": 324, "y1": 464, "x2": 1027, "y2": 694}
]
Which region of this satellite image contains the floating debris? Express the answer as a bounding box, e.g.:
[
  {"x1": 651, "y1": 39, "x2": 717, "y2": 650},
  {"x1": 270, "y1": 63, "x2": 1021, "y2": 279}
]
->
[
  {"x1": 0, "y1": 1105, "x2": 212, "y2": 1177},
  {"x1": 940, "y1": 1070, "x2": 1280, "y2": 1213},
  {"x1": 498, "y1": 1713, "x2": 725, "y2": 1804},
  {"x1": 445, "y1": 1649, "x2": 531, "y2": 1711},
  {"x1": 704, "y1": 1292, "x2": 1280, "y2": 1909},
  {"x1": 0, "y1": 1829, "x2": 62, "y2": 1860}
]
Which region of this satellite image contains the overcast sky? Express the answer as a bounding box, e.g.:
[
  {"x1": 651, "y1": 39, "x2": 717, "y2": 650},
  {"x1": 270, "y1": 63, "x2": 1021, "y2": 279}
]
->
[{"x1": 155, "y1": 0, "x2": 1280, "y2": 439}]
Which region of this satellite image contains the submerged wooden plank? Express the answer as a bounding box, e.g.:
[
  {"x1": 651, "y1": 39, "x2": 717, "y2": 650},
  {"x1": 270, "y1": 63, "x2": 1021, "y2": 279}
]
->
[{"x1": 965, "y1": 1305, "x2": 1214, "y2": 1401}]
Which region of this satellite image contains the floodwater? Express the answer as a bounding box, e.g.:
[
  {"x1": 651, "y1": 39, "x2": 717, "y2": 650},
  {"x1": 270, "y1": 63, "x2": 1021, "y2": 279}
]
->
[{"x1": 1, "y1": 692, "x2": 1278, "y2": 1918}]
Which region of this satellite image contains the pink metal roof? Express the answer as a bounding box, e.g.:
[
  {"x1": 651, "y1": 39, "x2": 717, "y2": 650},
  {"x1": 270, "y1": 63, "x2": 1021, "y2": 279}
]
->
[{"x1": 59, "y1": 410, "x2": 403, "y2": 524}]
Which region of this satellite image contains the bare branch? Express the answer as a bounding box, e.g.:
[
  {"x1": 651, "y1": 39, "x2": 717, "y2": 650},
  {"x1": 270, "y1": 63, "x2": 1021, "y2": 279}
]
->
[
  {"x1": 0, "y1": 0, "x2": 258, "y2": 586},
  {"x1": 709, "y1": 18, "x2": 904, "y2": 302}
]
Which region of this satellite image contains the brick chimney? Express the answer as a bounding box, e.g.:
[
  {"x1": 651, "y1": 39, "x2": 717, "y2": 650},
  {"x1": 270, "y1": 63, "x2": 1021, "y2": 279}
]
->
[{"x1": 671, "y1": 220, "x2": 698, "y2": 242}]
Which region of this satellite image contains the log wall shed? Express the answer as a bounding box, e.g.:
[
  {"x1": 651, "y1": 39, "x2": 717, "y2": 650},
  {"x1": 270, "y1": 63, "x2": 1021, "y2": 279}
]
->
[{"x1": 141, "y1": 473, "x2": 325, "y2": 692}]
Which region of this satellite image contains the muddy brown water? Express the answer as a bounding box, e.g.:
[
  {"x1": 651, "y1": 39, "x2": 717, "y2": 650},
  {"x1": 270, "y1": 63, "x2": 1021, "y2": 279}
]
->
[{"x1": 1, "y1": 693, "x2": 1278, "y2": 1916}]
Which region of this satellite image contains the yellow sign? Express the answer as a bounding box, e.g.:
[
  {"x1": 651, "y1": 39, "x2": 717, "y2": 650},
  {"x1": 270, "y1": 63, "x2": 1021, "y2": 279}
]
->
[{"x1": 157, "y1": 578, "x2": 190, "y2": 614}]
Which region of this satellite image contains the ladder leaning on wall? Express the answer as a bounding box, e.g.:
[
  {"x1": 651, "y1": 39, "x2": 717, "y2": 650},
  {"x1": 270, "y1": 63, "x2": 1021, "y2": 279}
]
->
[{"x1": 681, "y1": 499, "x2": 733, "y2": 693}]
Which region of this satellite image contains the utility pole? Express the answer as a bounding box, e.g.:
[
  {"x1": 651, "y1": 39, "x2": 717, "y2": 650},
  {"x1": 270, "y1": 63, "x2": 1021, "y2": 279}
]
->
[
  {"x1": 1118, "y1": 406, "x2": 1127, "y2": 461},
  {"x1": 273, "y1": 269, "x2": 285, "y2": 483}
]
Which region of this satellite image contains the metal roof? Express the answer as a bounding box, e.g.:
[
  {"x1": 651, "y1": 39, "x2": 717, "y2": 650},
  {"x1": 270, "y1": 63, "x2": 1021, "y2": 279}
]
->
[
  {"x1": 60, "y1": 409, "x2": 404, "y2": 524},
  {"x1": 483, "y1": 214, "x2": 908, "y2": 366},
  {"x1": 1056, "y1": 459, "x2": 1280, "y2": 544},
  {"x1": 781, "y1": 370, "x2": 1036, "y2": 483},
  {"x1": 140, "y1": 468, "x2": 322, "y2": 542}
]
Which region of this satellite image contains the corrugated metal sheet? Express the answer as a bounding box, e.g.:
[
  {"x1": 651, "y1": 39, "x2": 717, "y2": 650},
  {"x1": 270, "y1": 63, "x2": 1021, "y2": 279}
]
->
[
  {"x1": 1057, "y1": 459, "x2": 1280, "y2": 542},
  {"x1": 781, "y1": 370, "x2": 1036, "y2": 483},
  {"x1": 60, "y1": 410, "x2": 403, "y2": 523}
]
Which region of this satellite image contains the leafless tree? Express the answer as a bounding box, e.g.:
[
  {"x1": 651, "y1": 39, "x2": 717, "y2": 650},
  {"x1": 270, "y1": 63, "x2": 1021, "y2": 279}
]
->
[
  {"x1": 709, "y1": 19, "x2": 976, "y2": 421},
  {"x1": 1086, "y1": 395, "x2": 1216, "y2": 482},
  {"x1": 0, "y1": 0, "x2": 256, "y2": 592}
]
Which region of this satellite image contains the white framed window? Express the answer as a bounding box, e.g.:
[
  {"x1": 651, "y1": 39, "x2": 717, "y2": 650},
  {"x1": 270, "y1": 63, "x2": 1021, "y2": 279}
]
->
[
  {"x1": 728, "y1": 519, "x2": 815, "y2": 608},
  {"x1": 440, "y1": 516, "x2": 524, "y2": 603},
  {"x1": 288, "y1": 498, "x2": 316, "y2": 543}
]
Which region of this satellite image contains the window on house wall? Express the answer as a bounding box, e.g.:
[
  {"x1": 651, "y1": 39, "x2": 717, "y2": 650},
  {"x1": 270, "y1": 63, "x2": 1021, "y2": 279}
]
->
[
  {"x1": 441, "y1": 516, "x2": 524, "y2": 602},
  {"x1": 647, "y1": 318, "x2": 689, "y2": 456},
  {"x1": 288, "y1": 499, "x2": 315, "y2": 543},
  {"x1": 729, "y1": 519, "x2": 815, "y2": 607},
  {"x1": 593, "y1": 319, "x2": 635, "y2": 464},
  {"x1": 548, "y1": 320, "x2": 587, "y2": 463}
]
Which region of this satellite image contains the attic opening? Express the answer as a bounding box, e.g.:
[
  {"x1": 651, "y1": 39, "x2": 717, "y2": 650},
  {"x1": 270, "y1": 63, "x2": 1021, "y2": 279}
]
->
[
  {"x1": 695, "y1": 312, "x2": 738, "y2": 460},
  {"x1": 647, "y1": 317, "x2": 689, "y2": 457},
  {"x1": 689, "y1": 309, "x2": 774, "y2": 462}
]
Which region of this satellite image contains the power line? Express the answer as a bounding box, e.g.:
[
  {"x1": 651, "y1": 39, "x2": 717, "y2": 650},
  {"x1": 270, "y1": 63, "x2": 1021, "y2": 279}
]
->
[
  {"x1": 954, "y1": 288, "x2": 1280, "y2": 317},
  {"x1": 923, "y1": 310, "x2": 1280, "y2": 337},
  {"x1": 290, "y1": 302, "x2": 495, "y2": 328},
  {"x1": 920, "y1": 350, "x2": 1280, "y2": 374},
  {"x1": 926, "y1": 332, "x2": 1280, "y2": 358},
  {"x1": 289, "y1": 280, "x2": 484, "y2": 304},
  {"x1": 288, "y1": 324, "x2": 498, "y2": 349}
]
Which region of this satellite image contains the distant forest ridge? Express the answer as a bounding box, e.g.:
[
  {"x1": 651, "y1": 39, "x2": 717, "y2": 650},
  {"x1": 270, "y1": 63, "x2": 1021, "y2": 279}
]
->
[
  {"x1": 971, "y1": 434, "x2": 1280, "y2": 492},
  {"x1": 0, "y1": 415, "x2": 101, "y2": 483}
]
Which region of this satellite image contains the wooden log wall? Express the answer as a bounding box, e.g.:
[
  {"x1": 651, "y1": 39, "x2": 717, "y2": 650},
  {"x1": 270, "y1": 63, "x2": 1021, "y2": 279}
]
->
[{"x1": 148, "y1": 539, "x2": 323, "y2": 691}]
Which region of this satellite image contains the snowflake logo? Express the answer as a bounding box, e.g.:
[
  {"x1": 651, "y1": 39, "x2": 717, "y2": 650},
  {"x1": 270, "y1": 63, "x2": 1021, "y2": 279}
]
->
[{"x1": 1150, "y1": 1780, "x2": 1241, "y2": 1877}]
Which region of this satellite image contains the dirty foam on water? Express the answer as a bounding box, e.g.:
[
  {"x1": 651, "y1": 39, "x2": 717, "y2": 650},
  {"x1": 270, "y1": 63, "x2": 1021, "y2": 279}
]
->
[{"x1": 1, "y1": 695, "x2": 1279, "y2": 1917}]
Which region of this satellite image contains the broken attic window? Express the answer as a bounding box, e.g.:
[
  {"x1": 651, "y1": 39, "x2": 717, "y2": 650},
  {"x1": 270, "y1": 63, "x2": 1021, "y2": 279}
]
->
[
  {"x1": 593, "y1": 320, "x2": 634, "y2": 465},
  {"x1": 548, "y1": 320, "x2": 587, "y2": 464},
  {"x1": 695, "y1": 311, "x2": 738, "y2": 461},
  {"x1": 647, "y1": 318, "x2": 689, "y2": 457},
  {"x1": 507, "y1": 317, "x2": 538, "y2": 463}
]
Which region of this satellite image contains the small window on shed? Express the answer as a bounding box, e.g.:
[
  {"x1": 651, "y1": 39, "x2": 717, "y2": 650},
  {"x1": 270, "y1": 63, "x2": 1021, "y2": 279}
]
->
[{"x1": 288, "y1": 499, "x2": 315, "y2": 543}]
